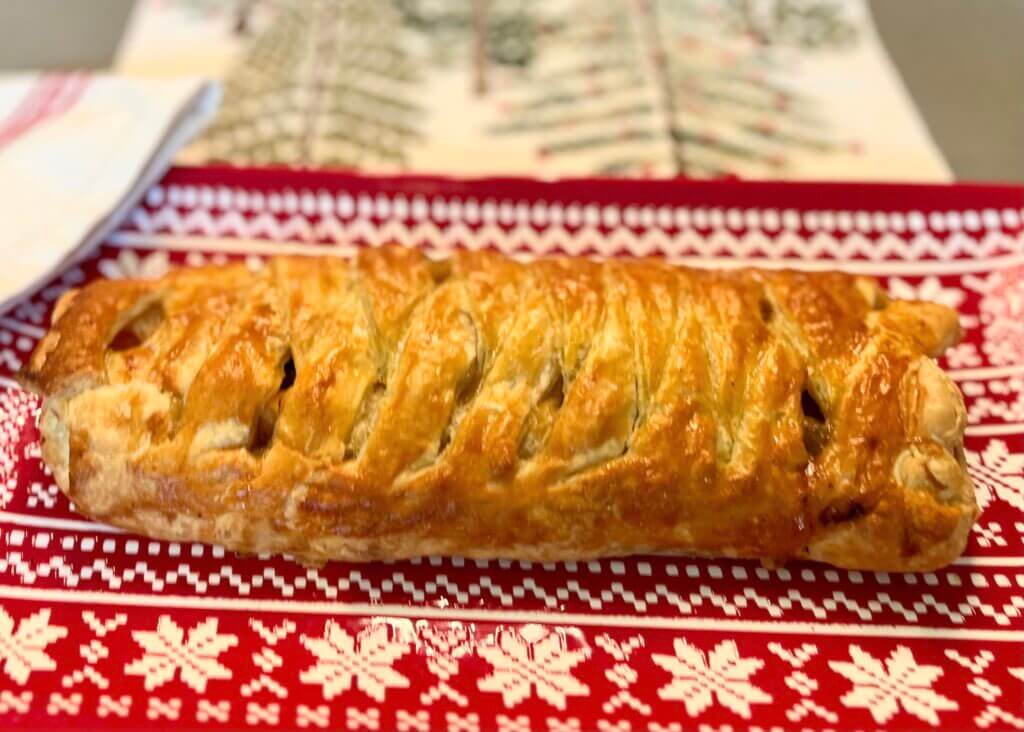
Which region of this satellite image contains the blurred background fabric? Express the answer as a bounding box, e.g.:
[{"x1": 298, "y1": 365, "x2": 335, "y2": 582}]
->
[
  {"x1": 1, "y1": 0, "x2": 1021, "y2": 182},
  {"x1": 0, "y1": 73, "x2": 219, "y2": 310},
  {"x1": 114, "y1": 0, "x2": 952, "y2": 181}
]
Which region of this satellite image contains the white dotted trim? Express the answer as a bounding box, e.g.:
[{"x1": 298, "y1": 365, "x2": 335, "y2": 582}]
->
[{"x1": 144, "y1": 185, "x2": 1024, "y2": 235}]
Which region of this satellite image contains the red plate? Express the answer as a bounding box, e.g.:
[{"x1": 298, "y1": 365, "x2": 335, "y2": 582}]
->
[{"x1": 1, "y1": 167, "x2": 1022, "y2": 730}]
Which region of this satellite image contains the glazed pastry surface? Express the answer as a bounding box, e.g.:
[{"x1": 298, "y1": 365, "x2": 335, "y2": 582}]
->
[{"x1": 20, "y1": 245, "x2": 977, "y2": 570}]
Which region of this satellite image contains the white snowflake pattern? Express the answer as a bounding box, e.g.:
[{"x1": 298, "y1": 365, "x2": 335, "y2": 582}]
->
[
  {"x1": 963, "y1": 376, "x2": 1024, "y2": 423},
  {"x1": 830, "y1": 645, "x2": 957, "y2": 725},
  {"x1": 967, "y1": 439, "x2": 1024, "y2": 512},
  {"x1": 0, "y1": 607, "x2": 68, "y2": 684},
  {"x1": 98, "y1": 250, "x2": 171, "y2": 280},
  {"x1": 946, "y1": 342, "x2": 982, "y2": 369},
  {"x1": 477, "y1": 624, "x2": 590, "y2": 710},
  {"x1": 888, "y1": 276, "x2": 966, "y2": 309},
  {"x1": 419, "y1": 621, "x2": 474, "y2": 706},
  {"x1": 651, "y1": 639, "x2": 771, "y2": 719},
  {"x1": 598, "y1": 638, "x2": 650, "y2": 716},
  {"x1": 978, "y1": 265, "x2": 1024, "y2": 366},
  {"x1": 299, "y1": 621, "x2": 410, "y2": 702},
  {"x1": 125, "y1": 616, "x2": 237, "y2": 692},
  {"x1": 0, "y1": 388, "x2": 37, "y2": 509}
]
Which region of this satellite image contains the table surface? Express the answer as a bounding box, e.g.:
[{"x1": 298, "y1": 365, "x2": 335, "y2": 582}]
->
[{"x1": 0, "y1": 0, "x2": 1021, "y2": 183}]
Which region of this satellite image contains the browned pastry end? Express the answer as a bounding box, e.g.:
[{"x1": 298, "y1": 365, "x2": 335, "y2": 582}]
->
[{"x1": 19, "y1": 245, "x2": 977, "y2": 570}]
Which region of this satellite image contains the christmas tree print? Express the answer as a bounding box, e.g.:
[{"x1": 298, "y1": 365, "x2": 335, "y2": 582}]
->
[
  {"x1": 487, "y1": 0, "x2": 857, "y2": 177},
  {"x1": 185, "y1": 0, "x2": 862, "y2": 175},
  {"x1": 486, "y1": 1, "x2": 663, "y2": 175},
  {"x1": 720, "y1": 0, "x2": 858, "y2": 49},
  {"x1": 395, "y1": 0, "x2": 547, "y2": 95},
  {"x1": 197, "y1": 0, "x2": 422, "y2": 167}
]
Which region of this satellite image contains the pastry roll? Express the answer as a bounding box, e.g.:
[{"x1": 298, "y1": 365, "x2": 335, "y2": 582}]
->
[{"x1": 19, "y1": 245, "x2": 977, "y2": 570}]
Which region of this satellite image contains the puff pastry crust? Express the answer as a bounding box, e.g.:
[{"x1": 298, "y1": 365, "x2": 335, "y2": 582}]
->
[{"x1": 20, "y1": 245, "x2": 977, "y2": 570}]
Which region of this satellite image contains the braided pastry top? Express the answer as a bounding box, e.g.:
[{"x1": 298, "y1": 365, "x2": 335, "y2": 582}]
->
[{"x1": 20, "y1": 245, "x2": 977, "y2": 570}]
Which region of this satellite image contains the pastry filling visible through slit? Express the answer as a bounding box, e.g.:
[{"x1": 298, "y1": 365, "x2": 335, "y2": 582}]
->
[
  {"x1": 439, "y1": 348, "x2": 483, "y2": 454},
  {"x1": 519, "y1": 365, "x2": 565, "y2": 460},
  {"x1": 800, "y1": 387, "x2": 829, "y2": 457},
  {"x1": 820, "y1": 501, "x2": 866, "y2": 525},
  {"x1": 108, "y1": 300, "x2": 165, "y2": 351},
  {"x1": 346, "y1": 380, "x2": 385, "y2": 459},
  {"x1": 251, "y1": 353, "x2": 296, "y2": 452}
]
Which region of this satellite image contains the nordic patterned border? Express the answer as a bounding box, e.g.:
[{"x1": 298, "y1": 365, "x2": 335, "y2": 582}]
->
[
  {"x1": 1, "y1": 539, "x2": 1022, "y2": 633},
  {"x1": 1, "y1": 601, "x2": 1020, "y2": 730},
  {"x1": 0, "y1": 585, "x2": 1021, "y2": 641},
  {"x1": 110, "y1": 231, "x2": 1024, "y2": 275},
  {"x1": 125, "y1": 184, "x2": 1024, "y2": 263},
  {"x1": 144, "y1": 183, "x2": 1024, "y2": 234}
]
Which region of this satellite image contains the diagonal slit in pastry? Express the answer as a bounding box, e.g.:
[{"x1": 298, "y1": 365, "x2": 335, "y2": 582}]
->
[
  {"x1": 624, "y1": 374, "x2": 641, "y2": 453},
  {"x1": 800, "y1": 385, "x2": 829, "y2": 458},
  {"x1": 346, "y1": 379, "x2": 386, "y2": 460},
  {"x1": 519, "y1": 361, "x2": 565, "y2": 461},
  {"x1": 251, "y1": 353, "x2": 296, "y2": 452},
  {"x1": 108, "y1": 299, "x2": 165, "y2": 352},
  {"x1": 439, "y1": 347, "x2": 484, "y2": 456}
]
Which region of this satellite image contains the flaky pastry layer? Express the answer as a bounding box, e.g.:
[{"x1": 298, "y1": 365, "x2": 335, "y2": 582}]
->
[{"x1": 20, "y1": 245, "x2": 977, "y2": 570}]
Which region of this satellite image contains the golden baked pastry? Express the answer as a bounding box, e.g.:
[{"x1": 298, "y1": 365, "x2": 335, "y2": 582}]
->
[{"x1": 19, "y1": 245, "x2": 977, "y2": 570}]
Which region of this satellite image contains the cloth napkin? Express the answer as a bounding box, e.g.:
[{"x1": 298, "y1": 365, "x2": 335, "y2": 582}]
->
[{"x1": 0, "y1": 73, "x2": 220, "y2": 313}]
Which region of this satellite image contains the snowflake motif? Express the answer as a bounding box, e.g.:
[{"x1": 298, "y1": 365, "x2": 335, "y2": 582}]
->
[
  {"x1": 125, "y1": 616, "x2": 237, "y2": 692},
  {"x1": 989, "y1": 377, "x2": 1024, "y2": 397},
  {"x1": 946, "y1": 342, "x2": 982, "y2": 369},
  {"x1": 0, "y1": 607, "x2": 68, "y2": 684},
  {"x1": 830, "y1": 645, "x2": 957, "y2": 725},
  {"x1": 595, "y1": 635, "x2": 649, "y2": 715},
  {"x1": 971, "y1": 520, "x2": 1007, "y2": 548},
  {"x1": 97, "y1": 250, "x2": 171, "y2": 280},
  {"x1": 967, "y1": 389, "x2": 1024, "y2": 423},
  {"x1": 888, "y1": 276, "x2": 966, "y2": 309},
  {"x1": 967, "y1": 439, "x2": 1024, "y2": 512},
  {"x1": 651, "y1": 639, "x2": 771, "y2": 719},
  {"x1": 300, "y1": 621, "x2": 410, "y2": 702},
  {"x1": 477, "y1": 624, "x2": 590, "y2": 710},
  {"x1": 419, "y1": 621, "x2": 474, "y2": 706},
  {"x1": 0, "y1": 388, "x2": 38, "y2": 509},
  {"x1": 978, "y1": 265, "x2": 1024, "y2": 366}
]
